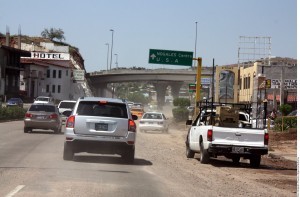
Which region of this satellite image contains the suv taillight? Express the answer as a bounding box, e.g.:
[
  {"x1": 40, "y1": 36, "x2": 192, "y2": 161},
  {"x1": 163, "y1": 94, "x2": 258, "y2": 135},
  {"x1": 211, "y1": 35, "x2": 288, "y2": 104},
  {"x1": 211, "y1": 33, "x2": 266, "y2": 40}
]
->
[
  {"x1": 207, "y1": 129, "x2": 213, "y2": 142},
  {"x1": 66, "y1": 115, "x2": 75, "y2": 128},
  {"x1": 128, "y1": 119, "x2": 136, "y2": 132},
  {"x1": 264, "y1": 132, "x2": 269, "y2": 145}
]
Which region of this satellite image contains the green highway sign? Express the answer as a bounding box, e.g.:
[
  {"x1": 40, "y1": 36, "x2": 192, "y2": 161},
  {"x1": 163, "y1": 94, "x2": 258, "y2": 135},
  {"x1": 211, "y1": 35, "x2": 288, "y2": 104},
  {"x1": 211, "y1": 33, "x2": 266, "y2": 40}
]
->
[
  {"x1": 189, "y1": 83, "x2": 196, "y2": 92},
  {"x1": 149, "y1": 49, "x2": 193, "y2": 66}
]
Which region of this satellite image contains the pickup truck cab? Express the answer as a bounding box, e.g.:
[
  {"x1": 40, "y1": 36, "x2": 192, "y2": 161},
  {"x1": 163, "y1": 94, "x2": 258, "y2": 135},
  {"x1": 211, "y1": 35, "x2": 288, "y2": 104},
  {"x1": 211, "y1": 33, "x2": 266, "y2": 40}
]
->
[{"x1": 186, "y1": 104, "x2": 269, "y2": 168}]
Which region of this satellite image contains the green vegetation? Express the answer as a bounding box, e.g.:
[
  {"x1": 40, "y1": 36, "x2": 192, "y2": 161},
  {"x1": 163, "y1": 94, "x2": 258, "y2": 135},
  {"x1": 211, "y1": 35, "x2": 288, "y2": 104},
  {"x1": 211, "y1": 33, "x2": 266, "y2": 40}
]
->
[
  {"x1": 172, "y1": 98, "x2": 190, "y2": 121},
  {"x1": 41, "y1": 28, "x2": 65, "y2": 41},
  {"x1": 0, "y1": 107, "x2": 26, "y2": 121},
  {"x1": 278, "y1": 104, "x2": 292, "y2": 116},
  {"x1": 274, "y1": 116, "x2": 297, "y2": 132}
]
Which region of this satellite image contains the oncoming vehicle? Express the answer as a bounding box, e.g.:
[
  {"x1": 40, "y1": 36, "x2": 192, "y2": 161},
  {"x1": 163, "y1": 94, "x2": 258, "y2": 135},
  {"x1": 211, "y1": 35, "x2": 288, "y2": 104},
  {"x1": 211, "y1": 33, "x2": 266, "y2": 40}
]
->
[
  {"x1": 63, "y1": 97, "x2": 138, "y2": 163},
  {"x1": 139, "y1": 112, "x2": 169, "y2": 133},
  {"x1": 24, "y1": 103, "x2": 62, "y2": 133},
  {"x1": 6, "y1": 98, "x2": 23, "y2": 108},
  {"x1": 34, "y1": 96, "x2": 53, "y2": 104}
]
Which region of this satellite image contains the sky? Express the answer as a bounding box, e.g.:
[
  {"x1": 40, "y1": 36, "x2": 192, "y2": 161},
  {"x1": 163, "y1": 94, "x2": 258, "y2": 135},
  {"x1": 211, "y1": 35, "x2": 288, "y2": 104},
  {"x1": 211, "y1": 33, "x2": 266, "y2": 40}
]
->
[{"x1": 0, "y1": 0, "x2": 297, "y2": 72}]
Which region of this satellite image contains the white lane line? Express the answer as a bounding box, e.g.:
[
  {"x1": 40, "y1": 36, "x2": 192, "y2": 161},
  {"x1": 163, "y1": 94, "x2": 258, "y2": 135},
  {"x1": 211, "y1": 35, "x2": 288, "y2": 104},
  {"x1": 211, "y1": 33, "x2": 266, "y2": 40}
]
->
[{"x1": 5, "y1": 185, "x2": 25, "y2": 197}]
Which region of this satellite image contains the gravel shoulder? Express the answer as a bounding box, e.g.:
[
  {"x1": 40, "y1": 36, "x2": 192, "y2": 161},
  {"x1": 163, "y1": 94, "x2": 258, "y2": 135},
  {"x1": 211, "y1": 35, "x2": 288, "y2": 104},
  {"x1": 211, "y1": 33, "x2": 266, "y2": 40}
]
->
[{"x1": 135, "y1": 119, "x2": 297, "y2": 197}]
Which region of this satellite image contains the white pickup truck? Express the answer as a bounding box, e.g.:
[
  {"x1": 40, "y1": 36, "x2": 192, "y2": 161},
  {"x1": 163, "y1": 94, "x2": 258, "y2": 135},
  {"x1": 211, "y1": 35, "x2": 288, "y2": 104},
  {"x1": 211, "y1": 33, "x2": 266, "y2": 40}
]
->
[{"x1": 185, "y1": 105, "x2": 269, "y2": 168}]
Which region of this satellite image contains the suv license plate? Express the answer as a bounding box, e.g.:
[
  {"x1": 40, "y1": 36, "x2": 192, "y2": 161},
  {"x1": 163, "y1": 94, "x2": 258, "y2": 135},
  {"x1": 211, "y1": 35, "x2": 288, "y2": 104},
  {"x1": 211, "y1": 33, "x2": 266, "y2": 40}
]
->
[
  {"x1": 232, "y1": 147, "x2": 244, "y2": 153},
  {"x1": 95, "y1": 123, "x2": 108, "y2": 131}
]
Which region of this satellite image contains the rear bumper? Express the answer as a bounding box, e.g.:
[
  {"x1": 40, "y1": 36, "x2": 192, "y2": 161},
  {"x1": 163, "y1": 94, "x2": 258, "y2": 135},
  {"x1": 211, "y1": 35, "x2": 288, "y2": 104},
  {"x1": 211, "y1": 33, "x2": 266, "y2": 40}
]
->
[
  {"x1": 64, "y1": 128, "x2": 136, "y2": 154},
  {"x1": 139, "y1": 125, "x2": 165, "y2": 131},
  {"x1": 24, "y1": 119, "x2": 60, "y2": 130},
  {"x1": 208, "y1": 144, "x2": 268, "y2": 156},
  {"x1": 65, "y1": 140, "x2": 134, "y2": 154}
]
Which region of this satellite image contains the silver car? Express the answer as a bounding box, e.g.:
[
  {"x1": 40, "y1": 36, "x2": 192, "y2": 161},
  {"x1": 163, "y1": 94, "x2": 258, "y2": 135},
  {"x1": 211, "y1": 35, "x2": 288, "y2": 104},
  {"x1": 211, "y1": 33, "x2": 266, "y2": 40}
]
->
[
  {"x1": 139, "y1": 112, "x2": 169, "y2": 133},
  {"x1": 63, "y1": 97, "x2": 138, "y2": 163},
  {"x1": 24, "y1": 103, "x2": 62, "y2": 133}
]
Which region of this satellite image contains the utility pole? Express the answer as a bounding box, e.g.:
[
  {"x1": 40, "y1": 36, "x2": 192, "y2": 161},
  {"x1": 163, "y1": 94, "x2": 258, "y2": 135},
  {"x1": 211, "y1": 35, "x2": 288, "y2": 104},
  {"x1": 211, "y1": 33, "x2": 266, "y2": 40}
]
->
[{"x1": 280, "y1": 65, "x2": 285, "y2": 106}]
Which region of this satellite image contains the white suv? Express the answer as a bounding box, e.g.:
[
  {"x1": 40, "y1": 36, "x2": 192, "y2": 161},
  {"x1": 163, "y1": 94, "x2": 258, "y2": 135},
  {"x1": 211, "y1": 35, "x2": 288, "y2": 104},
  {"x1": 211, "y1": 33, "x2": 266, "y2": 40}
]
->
[{"x1": 63, "y1": 97, "x2": 138, "y2": 163}]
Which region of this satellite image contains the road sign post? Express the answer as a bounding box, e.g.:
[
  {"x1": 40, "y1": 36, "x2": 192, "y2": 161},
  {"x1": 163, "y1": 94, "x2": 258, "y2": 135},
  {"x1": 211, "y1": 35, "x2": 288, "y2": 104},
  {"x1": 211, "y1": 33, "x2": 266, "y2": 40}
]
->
[{"x1": 149, "y1": 49, "x2": 193, "y2": 66}]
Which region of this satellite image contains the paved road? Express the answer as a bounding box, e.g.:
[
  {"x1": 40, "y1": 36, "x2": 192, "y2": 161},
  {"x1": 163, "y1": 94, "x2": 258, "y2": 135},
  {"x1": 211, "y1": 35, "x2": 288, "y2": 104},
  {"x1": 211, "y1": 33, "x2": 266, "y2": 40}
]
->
[
  {"x1": 0, "y1": 121, "x2": 168, "y2": 197},
  {"x1": 0, "y1": 121, "x2": 297, "y2": 197}
]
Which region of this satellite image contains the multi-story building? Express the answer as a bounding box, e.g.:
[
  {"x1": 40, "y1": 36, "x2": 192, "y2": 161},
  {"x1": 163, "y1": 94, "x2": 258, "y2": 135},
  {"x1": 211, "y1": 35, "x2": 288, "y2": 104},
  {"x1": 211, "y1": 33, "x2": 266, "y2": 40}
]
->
[
  {"x1": 0, "y1": 33, "x2": 30, "y2": 100},
  {"x1": 215, "y1": 57, "x2": 297, "y2": 118}
]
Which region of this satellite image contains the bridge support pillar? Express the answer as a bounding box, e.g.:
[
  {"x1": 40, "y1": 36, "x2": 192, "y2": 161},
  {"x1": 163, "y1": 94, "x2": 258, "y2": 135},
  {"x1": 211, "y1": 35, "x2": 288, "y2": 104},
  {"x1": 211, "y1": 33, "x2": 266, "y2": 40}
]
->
[
  {"x1": 95, "y1": 83, "x2": 109, "y2": 97},
  {"x1": 170, "y1": 82, "x2": 183, "y2": 99},
  {"x1": 153, "y1": 82, "x2": 168, "y2": 110}
]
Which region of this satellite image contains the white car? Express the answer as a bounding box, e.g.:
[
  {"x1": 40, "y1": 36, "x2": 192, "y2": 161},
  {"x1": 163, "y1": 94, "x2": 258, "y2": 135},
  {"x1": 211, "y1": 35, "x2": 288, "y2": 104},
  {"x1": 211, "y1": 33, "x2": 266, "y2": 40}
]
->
[
  {"x1": 139, "y1": 112, "x2": 169, "y2": 133},
  {"x1": 58, "y1": 100, "x2": 76, "y2": 114},
  {"x1": 34, "y1": 96, "x2": 53, "y2": 104}
]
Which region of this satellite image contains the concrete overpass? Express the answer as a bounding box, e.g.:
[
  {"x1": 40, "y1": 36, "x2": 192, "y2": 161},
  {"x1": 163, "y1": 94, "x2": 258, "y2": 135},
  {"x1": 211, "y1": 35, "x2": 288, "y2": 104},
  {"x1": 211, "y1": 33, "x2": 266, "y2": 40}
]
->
[{"x1": 86, "y1": 68, "x2": 213, "y2": 107}]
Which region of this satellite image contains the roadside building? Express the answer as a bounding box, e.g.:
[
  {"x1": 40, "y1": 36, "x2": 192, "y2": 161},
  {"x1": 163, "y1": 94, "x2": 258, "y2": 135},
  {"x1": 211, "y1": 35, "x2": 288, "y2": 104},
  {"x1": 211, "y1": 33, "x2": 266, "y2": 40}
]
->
[
  {"x1": 0, "y1": 40, "x2": 30, "y2": 100},
  {"x1": 215, "y1": 57, "x2": 297, "y2": 118}
]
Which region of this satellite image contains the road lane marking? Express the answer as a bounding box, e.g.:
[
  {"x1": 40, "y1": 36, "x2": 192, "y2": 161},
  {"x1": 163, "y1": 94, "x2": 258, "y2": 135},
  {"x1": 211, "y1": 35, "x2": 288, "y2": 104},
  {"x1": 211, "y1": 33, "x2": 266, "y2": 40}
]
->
[{"x1": 5, "y1": 185, "x2": 25, "y2": 197}]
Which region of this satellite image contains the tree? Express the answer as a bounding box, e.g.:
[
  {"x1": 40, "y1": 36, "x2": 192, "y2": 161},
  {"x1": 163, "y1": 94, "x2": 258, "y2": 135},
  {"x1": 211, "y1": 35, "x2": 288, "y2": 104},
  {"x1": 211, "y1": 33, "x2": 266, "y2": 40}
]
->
[
  {"x1": 279, "y1": 104, "x2": 292, "y2": 116},
  {"x1": 41, "y1": 28, "x2": 65, "y2": 41}
]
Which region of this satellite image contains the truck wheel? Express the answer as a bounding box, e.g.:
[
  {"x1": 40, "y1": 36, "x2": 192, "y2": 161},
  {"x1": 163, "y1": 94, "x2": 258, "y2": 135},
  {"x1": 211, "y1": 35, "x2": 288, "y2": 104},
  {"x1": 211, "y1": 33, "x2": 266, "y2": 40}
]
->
[
  {"x1": 250, "y1": 155, "x2": 261, "y2": 168},
  {"x1": 199, "y1": 141, "x2": 209, "y2": 164},
  {"x1": 122, "y1": 147, "x2": 135, "y2": 164},
  {"x1": 186, "y1": 144, "x2": 195, "y2": 159},
  {"x1": 232, "y1": 156, "x2": 240, "y2": 165},
  {"x1": 63, "y1": 142, "x2": 74, "y2": 161}
]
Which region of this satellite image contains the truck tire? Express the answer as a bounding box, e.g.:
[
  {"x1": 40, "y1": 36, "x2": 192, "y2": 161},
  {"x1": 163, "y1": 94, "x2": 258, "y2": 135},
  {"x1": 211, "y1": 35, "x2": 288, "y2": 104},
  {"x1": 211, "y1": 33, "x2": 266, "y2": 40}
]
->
[
  {"x1": 250, "y1": 155, "x2": 261, "y2": 168},
  {"x1": 199, "y1": 141, "x2": 210, "y2": 164},
  {"x1": 63, "y1": 142, "x2": 74, "y2": 161},
  {"x1": 186, "y1": 143, "x2": 195, "y2": 159}
]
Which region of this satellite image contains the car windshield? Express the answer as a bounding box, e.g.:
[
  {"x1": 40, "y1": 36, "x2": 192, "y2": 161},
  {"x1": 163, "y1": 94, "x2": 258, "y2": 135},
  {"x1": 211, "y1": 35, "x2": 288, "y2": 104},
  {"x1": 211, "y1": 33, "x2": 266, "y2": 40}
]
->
[
  {"x1": 77, "y1": 101, "x2": 128, "y2": 118},
  {"x1": 29, "y1": 105, "x2": 56, "y2": 112},
  {"x1": 59, "y1": 102, "x2": 76, "y2": 108}
]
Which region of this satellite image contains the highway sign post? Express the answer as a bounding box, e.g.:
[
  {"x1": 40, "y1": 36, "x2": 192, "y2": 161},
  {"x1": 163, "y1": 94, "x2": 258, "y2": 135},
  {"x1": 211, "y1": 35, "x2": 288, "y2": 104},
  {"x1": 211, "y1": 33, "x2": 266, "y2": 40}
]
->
[{"x1": 149, "y1": 49, "x2": 193, "y2": 66}]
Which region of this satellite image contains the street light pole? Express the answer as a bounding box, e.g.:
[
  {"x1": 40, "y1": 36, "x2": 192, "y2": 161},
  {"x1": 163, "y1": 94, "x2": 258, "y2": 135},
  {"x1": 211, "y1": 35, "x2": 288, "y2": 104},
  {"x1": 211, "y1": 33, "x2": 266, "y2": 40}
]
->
[
  {"x1": 114, "y1": 54, "x2": 118, "y2": 68},
  {"x1": 105, "y1": 43, "x2": 109, "y2": 71},
  {"x1": 109, "y1": 29, "x2": 114, "y2": 70},
  {"x1": 194, "y1": 21, "x2": 198, "y2": 67}
]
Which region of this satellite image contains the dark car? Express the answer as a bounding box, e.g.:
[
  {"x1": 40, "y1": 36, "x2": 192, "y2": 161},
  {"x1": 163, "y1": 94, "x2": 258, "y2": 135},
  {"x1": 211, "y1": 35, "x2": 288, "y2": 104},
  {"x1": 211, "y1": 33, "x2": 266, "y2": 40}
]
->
[{"x1": 6, "y1": 98, "x2": 23, "y2": 108}]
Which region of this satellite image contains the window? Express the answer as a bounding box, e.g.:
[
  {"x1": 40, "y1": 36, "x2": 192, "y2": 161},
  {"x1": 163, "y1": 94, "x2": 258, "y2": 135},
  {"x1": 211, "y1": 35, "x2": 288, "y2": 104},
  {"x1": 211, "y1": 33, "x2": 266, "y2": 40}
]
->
[
  {"x1": 47, "y1": 69, "x2": 50, "y2": 78},
  {"x1": 66, "y1": 70, "x2": 68, "y2": 76},
  {"x1": 53, "y1": 70, "x2": 56, "y2": 78},
  {"x1": 58, "y1": 70, "x2": 62, "y2": 78},
  {"x1": 58, "y1": 85, "x2": 61, "y2": 93},
  {"x1": 46, "y1": 85, "x2": 49, "y2": 93},
  {"x1": 52, "y1": 85, "x2": 55, "y2": 93}
]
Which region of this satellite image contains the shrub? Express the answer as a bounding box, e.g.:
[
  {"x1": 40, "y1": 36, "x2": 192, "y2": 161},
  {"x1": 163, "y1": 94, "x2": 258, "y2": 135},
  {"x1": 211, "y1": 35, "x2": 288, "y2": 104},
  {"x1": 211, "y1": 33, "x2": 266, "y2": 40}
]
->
[
  {"x1": 0, "y1": 107, "x2": 26, "y2": 121},
  {"x1": 173, "y1": 98, "x2": 190, "y2": 107},
  {"x1": 274, "y1": 116, "x2": 297, "y2": 131},
  {"x1": 172, "y1": 107, "x2": 189, "y2": 121},
  {"x1": 279, "y1": 104, "x2": 292, "y2": 116}
]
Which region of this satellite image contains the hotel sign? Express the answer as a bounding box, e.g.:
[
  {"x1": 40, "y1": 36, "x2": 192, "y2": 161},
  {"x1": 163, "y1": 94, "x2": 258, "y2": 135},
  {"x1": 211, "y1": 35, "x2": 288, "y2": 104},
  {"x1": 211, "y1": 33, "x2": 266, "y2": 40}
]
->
[{"x1": 30, "y1": 52, "x2": 70, "y2": 60}]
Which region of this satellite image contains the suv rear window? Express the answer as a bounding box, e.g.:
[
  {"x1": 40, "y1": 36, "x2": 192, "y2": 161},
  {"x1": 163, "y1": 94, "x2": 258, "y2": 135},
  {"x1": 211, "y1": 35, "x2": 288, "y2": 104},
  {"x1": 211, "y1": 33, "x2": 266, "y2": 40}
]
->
[
  {"x1": 29, "y1": 105, "x2": 55, "y2": 112},
  {"x1": 77, "y1": 101, "x2": 128, "y2": 118},
  {"x1": 59, "y1": 102, "x2": 76, "y2": 108}
]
